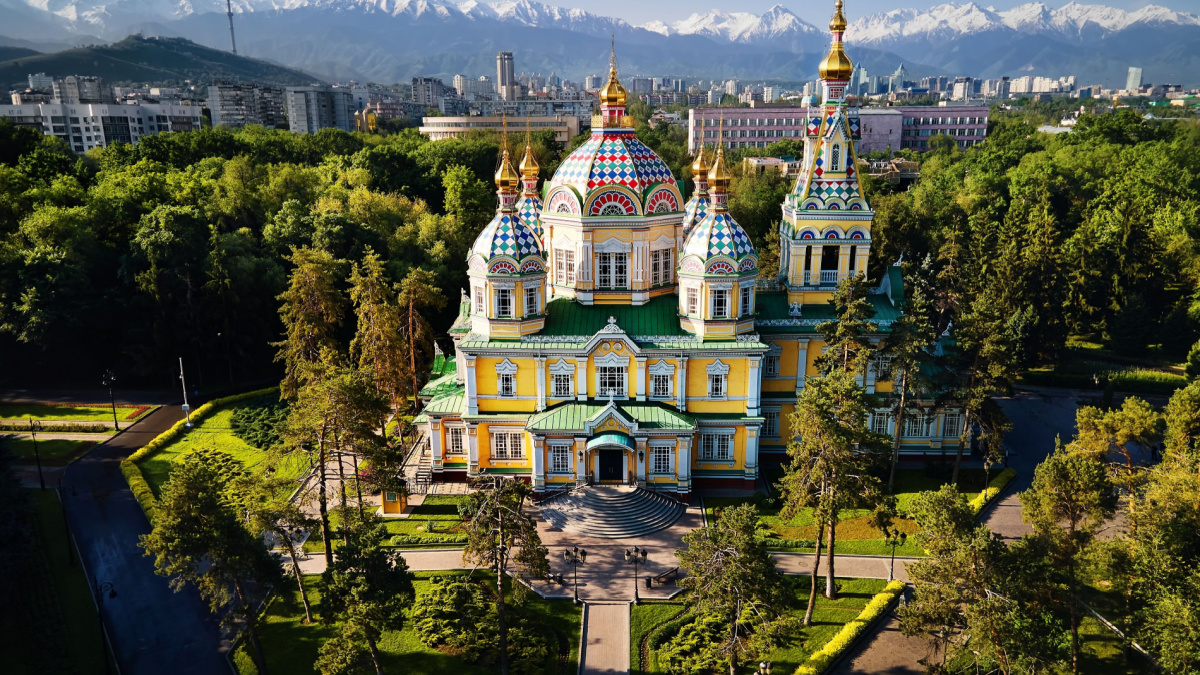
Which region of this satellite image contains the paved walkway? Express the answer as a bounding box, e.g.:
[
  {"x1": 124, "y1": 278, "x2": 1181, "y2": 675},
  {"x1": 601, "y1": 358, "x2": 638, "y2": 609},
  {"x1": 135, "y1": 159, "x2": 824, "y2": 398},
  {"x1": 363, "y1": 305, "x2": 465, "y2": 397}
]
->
[
  {"x1": 60, "y1": 404, "x2": 228, "y2": 675},
  {"x1": 580, "y1": 603, "x2": 630, "y2": 675}
]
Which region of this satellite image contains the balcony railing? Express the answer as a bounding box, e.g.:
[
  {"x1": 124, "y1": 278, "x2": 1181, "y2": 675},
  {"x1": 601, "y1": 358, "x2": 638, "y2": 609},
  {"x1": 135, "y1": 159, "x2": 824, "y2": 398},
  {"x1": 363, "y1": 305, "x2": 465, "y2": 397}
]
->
[{"x1": 820, "y1": 270, "x2": 839, "y2": 285}]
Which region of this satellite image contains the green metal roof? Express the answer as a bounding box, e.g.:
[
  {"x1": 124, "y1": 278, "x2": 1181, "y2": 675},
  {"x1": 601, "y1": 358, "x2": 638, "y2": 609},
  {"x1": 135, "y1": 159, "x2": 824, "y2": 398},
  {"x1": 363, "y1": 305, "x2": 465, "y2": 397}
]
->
[
  {"x1": 449, "y1": 294, "x2": 472, "y2": 334},
  {"x1": 419, "y1": 372, "x2": 460, "y2": 399},
  {"x1": 587, "y1": 432, "x2": 636, "y2": 451},
  {"x1": 540, "y1": 295, "x2": 686, "y2": 336},
  {"x1": 423, "y1": 392, "x2": 465, "y2": 416},
  {"x1": 886, "y1": 265, "x2": 905, "y2": 307},
  {"x1": 527, "y1": 400, "x2": 696, "y2": 432},
  {"x1": 754, "y1": 292, "x2": 900, "y2": 335}
]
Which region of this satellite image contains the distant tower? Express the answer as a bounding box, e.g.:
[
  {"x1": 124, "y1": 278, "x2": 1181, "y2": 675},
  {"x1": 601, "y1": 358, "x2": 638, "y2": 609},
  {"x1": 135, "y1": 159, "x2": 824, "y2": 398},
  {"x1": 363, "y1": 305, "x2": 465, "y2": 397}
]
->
[
  {"x1": 226, "y1": 0, "x2": 238, "y2": 55},
  {"x1": 1126, "y1": 66, "x2": 1143, "y2": 92},
  {"x1": 497, "y1": 51, "x2": 515, "y2": 100}
]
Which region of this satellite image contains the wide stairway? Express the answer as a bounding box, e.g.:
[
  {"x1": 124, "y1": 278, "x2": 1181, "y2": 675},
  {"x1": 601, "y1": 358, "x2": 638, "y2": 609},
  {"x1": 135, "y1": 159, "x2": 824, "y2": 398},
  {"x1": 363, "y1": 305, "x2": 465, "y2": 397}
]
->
[{"x1": 538, "y1": 486, "x2": 686, "y2": 539}]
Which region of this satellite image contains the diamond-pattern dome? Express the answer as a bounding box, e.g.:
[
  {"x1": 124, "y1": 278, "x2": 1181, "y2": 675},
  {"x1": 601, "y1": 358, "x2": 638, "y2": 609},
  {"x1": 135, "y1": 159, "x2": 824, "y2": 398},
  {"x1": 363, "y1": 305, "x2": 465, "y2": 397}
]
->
[
  {"x1": 517, "y1": 193, "x2": 544, "y2": 241},
  {"x1": 682, "y1": 192, "x2": 710, "y2": 237},
  {"x1": 683, "y1": 211, "x2": 757, "y2": 267},
  {"x1": 470, "y1": 212, "x2": 544, "y2": 267},
  {"x1": 548, "y1": 130, "x2": 679, "y2": 211}
]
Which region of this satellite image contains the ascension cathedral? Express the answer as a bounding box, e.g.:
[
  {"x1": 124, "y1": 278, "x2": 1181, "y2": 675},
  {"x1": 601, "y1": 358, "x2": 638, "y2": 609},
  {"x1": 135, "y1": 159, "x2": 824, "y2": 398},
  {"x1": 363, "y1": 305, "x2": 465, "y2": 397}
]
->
[{"x1": 414, "y1": 1, "x2": 966, "y2": 498}]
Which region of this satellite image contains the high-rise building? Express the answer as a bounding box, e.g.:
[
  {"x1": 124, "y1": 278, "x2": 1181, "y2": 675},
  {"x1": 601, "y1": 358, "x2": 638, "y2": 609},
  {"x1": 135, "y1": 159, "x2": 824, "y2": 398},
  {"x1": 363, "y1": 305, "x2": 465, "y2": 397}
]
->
[
  {"x1": 209, "y1": 82, "x2": 286, "y2": 128},
  {"x1": 497, "y1": 51, "x2": 517, "y2": 100},
  {"x1": 52, "y1": 76, "x2": 112, "y2": 104},
  {"x1": 28, "y1": 73, "x2": 53, "y2": 90},
  {"x1": 412, "y1": 77, "x2": 448, "y2": 107},
  {"x1": 285, "y1": 86, "x2": 354, "y2": 133},
  {"x1": 1126, "y1": 66, "x2": 1143, "y2": 92},
  {"x1": 1, "y1": 101, "x2": 202, "y2": 154},
  {"x1": 584, "y1": 75, "x2": 602, "y2": 90},
  {"x1": 723, "y1": 79, "x2": 740, "y2": 96}
]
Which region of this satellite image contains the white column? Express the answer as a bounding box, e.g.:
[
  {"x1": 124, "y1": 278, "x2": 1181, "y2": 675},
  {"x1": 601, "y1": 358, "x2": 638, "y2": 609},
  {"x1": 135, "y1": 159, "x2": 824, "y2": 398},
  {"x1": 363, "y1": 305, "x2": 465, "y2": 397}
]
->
[
  {"x1": 536, "y1": 357, "x2": 547, "y2": 411},
  {"x1": 795, "y1": 340, "x2": 810, "y2": 394},
  {"x1": 576, "y1": 358, "x2": 587, "y2": 401},
  {"x1": 676, "y1": 356, "x2": 689, "y2": 410},
  {"x1": 465, "y1": 356, "x2": 479, "y2": 415},
  {"x1": 811, "y1": 244, "x2": 823, "y2": 285},
  {"x1": 575, "y1": 438, "x2": 587, "y2": 481},
  {"x1": 677, "y1": 437, "x2": 691, "y2": 490},
  {"x1": 467, "y1": 425, "x2": 480, "y2": 476},
  {"x1": 745, "y1": 429, "x2": 759, "y2": 478},
  {"x1": 430, "y1": 420, "x2": 444, "y2": 472},
  {"x1": 636, "y1": 439, "x2": 647, "y2": 481},
  {"x1": 636, "y1": 357, "x2": 647, "y2": 402},
  {"x1": 866, "y1": 359, "x2": 877, "y2": 394},
  {"x1": 838, "y1": 244, "x2": 851, "y2": 281},
  {"x1": 531, "y1": 435, "x2": 545, "y2": 489},
  {"x1": 747, "y1": 356, "x2": 761, "y2": 417}
]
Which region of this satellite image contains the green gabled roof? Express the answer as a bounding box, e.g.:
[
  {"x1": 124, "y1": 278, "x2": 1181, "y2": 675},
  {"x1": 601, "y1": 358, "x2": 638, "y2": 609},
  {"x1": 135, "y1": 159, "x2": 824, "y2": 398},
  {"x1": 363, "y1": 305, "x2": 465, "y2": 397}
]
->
[
  {"x1": 458, "y1": 337, "x2": 767, "y2": 351},
  {"x1": 527, "y1": 400, "x2": 696, "y2": 432},
  {"x1": 541, "y1": 295, "x2": 686, "y2": 336},
  {"x1": 423, "y1": 391, "x2": 465, "y2": 416},
  {"x1": 886, "y1": 265, "x2": 905, "y2": 306},
  {"x1": 449, "y1": 294, "x2": 472, "y2": 334},
  {"x1": 430, "y1": 353, "x2": 456, "y2": 377},
  {"x1": 754, "y1": 292, "x2": 901, "y2": 335},
  {"x1": 419, "y1": 372, "x2": 460, "y2": 398}
]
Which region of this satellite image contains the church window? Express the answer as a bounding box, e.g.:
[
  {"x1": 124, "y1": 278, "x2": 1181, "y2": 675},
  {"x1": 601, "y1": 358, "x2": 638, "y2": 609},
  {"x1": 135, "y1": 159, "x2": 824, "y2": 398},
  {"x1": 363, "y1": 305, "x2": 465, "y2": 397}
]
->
[
  {"x1": 651, "y1": 249, "x2": 673, "y2": 286},
  {"x1": 830, "y1": 144, "x2": 841, "y2": 171},
  {"x1": 598, "y1": 252, "x2": 628, "y2": 288},
  {"x1": 904, "y1": 414, "x2": 934, "y2": 438},
  {"x1": 491, "y1": 431, "x2": 524, "y2": 459},
  {"x1": 652, "y1": 373, "x2": 671, "y2": 398},
  {"x1": 874, "y1": 354, "x2": 894, "y2": 379},
  {"x1": 651, "y1": 446, "x2": 671, "y2": 474},
  {"x1": 870, "y1": 412, "x2": 891, "y2": 436},
  {"x1": 708, "y1": 372, "x2": 726, "y2": 398},
  {"x1": 699, "y1": 433, "x2": 733, "y2": 461},
  {"x1": 555, "y1": 250, "x2": 575, "y2": 285},
  {"x1": 496, "y1": 288, "x2": 513, "y2": 318},
  {"x1": 473, "y1": 286, "x2": 484, "y2": 314},
  {"x1": 943, "y1": 412, "x2": 963, "y2": 438},
  {"x1": 598, "y1": 366, "x2": 626, "y2": 398},
  {"x1": 447, "y1": 427, "x2": 465, "y2": 454},
  {"x1": 711, "y1": 289, "x2": 730, "y2": 318},
  {"x1": 552, "y1": 373, "x2": 572, "y2": 398},
  {"x1": 740, "y1": 286, "x2": 753, "y2": 316},
  {"x1": 499, "y1": 373, "x2": 515, "y2": 397},
  {"x1": 764, "y1": 354, "x2": 780, "y2": 377},
  {"x1": 550, "y1": 444, "x2": 572, "y2": 473},
  {"x1": 525, "y1": 287, "x2": 539, "y2": 316},
  {"x1": 686, "y1": 288, "x2": 699, "y2": 316},
  {"x1": 763, "y1": 411, "x2": 779, "y2": 438}
]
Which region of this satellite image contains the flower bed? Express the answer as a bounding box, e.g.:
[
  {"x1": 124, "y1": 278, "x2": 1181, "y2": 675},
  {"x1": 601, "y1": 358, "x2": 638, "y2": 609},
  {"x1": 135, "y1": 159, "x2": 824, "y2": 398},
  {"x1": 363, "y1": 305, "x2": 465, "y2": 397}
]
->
[
  {"x1": 794, "y1": 580, "x2": 906, "y2": 675},
  {"x1": 968, "y1": 468, "x2": 1018, "y2": 515}
]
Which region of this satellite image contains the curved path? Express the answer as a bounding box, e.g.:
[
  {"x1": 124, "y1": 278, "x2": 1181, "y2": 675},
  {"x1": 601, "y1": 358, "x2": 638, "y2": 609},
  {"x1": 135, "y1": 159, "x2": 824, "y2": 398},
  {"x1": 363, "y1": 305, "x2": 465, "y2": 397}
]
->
[{"x1": 61, "y1": 405, "x2": 229, "y2": 675}]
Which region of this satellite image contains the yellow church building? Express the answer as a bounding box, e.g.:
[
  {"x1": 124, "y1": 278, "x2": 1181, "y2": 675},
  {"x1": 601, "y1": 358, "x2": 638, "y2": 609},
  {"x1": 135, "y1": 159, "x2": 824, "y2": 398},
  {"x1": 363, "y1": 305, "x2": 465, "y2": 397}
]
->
[{"x1": 415, "y1": 1, "x2": 966, "y2": 498}]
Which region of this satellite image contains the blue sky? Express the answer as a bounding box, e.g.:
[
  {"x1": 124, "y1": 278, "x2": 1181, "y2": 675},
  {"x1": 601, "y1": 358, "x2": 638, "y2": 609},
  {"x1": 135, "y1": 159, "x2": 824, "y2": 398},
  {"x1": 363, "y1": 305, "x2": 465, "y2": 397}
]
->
[{"x1": 557, "y1": 1, "x2": 1188, "y2": 25}]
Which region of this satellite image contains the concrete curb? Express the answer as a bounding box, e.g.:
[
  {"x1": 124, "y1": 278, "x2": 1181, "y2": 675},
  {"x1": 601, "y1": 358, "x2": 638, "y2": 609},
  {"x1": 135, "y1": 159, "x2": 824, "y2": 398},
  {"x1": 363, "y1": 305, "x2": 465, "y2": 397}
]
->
[{"x1": 576, "y1": 603, "x2": 590, "y2": 675}]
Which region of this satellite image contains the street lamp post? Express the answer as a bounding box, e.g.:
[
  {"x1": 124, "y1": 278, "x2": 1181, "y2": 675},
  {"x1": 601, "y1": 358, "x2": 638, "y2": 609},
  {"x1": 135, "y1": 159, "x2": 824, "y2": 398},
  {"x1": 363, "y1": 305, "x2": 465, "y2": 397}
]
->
[
  {"x1": 102, "y1": 370, "x2": 119, "y2": 431},
  {"x1": 564, "y1": 545, "x2": 586, "y2": 605},
  {"x1": 178, "y1": 357, "x2": 192, "y2": 428},
  {"x1": 29, "y1": 417, "x2": 44, "y2": 490},
  {"x1": 95, "y1": 581, "x2": 116, "y2": 675},
  {"x1": 624, "y1": 545, "x2": 648, "y2": 604},
  {"x1": 885, "y1": 529, "x2": 907, "y2": 581}
]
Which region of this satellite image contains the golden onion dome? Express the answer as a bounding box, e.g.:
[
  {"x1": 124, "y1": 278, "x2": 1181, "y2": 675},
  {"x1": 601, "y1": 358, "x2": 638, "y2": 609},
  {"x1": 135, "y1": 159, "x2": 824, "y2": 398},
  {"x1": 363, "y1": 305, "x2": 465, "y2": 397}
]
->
[
  {"x1": 599, "y1": 63, "x2": 628, "y2": 107},
  {"x1": 495, "y1": 146, "x2": 520, "y2": 192},
  {"x1": 519, "y1": 142, "x2": 539, "y2": 179},
  {"x1": 819, "y1": 1, "x2": 854, "y2": 81},
  {"x1": 691, "y1": 146, "x2": 709, "y2": 178},
  {"x1": 707, "y1": 144, "x2": 730, "y2": 193},
  {"x1": 829, "y1": 0, "x2": 847, "y2": 32}
]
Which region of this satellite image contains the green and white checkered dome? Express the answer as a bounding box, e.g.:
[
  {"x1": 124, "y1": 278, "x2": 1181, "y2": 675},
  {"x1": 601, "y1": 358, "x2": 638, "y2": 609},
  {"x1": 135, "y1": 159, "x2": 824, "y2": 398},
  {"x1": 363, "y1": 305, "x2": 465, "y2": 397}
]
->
[
  {"x1": 469, "y1": 209, "x2": 545, "y2": 273},
  {"x1": 681, "y1": 210, "x2": 758, "y2": 274}
]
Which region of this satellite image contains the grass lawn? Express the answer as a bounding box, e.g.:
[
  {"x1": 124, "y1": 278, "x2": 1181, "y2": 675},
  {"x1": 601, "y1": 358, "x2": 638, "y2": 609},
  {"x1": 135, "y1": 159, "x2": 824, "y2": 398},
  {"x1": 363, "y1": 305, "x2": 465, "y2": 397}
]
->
[
  {"x1": 633, "y1": 577, "x2": 887, "y2": 675},
  {"x1": 233, "y1": 571, "x2": 582, "y2": 675},
  {"x1": 0, "y1": 490, "x2": 111, "y2": 675},
  {"x1": 136, "y1": 407, "x2": 309, "y2": 497},
  {"x1": 706, "y1": 469, "x2": 988, "y2": 557},
  {"x1": 0, "y1": 402, "x2": 153, "y2": 422},
  {"x1": 631, "y1": 601, "x2": 687, "y2": 675},
  {"x1": 303, "y1": 494, "x2": 471, "y2": 552},
  {"x1": 10, "y1": 439, "x2": 97, "y2": 466}
]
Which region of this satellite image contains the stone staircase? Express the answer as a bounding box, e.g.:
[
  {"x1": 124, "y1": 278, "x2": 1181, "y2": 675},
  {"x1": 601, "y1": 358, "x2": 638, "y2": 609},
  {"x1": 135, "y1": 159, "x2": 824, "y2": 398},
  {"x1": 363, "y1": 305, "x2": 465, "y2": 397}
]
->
[{"x1": 538, "y1": 486, "x2": 686, "y2": 539}]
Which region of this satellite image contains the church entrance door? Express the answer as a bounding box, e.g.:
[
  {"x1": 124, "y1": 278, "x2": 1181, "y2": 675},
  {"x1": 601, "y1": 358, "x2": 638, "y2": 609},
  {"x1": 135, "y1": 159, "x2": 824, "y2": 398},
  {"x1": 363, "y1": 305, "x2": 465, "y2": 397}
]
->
[{"x1": 598, "y1": 450, "x2": 623, "y2": 484}]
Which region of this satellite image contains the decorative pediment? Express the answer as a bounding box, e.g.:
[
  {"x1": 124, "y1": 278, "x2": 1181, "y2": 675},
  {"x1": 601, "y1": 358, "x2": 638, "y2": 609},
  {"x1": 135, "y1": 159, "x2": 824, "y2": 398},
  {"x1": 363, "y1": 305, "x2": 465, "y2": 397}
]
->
[
  {"x1": 766, "y1": 342, "x2": 783, "y2": 356},
  {"x1": 594, "y1": 237, "x2": 633, "y2": 254},
  {"x1": 548, "y1": 359, "x2": 575, "y2": 374},
  {"x1": 650, "y1": 234, "x2": 675, "y2": 251},
  {"x1": 495, "y1": 359, "x2": 518, "y2": 375},
  {"x1": 706, "y1": 360, "x2": 730, "y2": 375},
  {"x1": 594, "y1": 351, "x2": 630, "y2": 367},
  {"x1": 648, "y1": 359, "x2": 676, "y2": 375},
  {"x1": 583, "y1": 399, "x2": 638, "y2": 435},
  {"x1": 583, "y1": 317, "x2": 641, "y2": 355}
]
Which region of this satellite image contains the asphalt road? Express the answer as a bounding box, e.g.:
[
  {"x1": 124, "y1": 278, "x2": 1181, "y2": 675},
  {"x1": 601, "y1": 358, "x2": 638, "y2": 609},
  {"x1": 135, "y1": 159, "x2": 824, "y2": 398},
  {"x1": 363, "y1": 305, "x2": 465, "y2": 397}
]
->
[{"x1": 61, "y1": 404, "x2": 229, "y2": 675}]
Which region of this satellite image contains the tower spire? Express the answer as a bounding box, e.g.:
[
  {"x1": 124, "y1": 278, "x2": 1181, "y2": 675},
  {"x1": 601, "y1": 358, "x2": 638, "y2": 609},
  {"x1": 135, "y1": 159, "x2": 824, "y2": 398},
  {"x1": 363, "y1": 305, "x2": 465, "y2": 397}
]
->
[
  {"x1": 520, "y1": 115, "x2": 540, "y2": 181},
  {"x1": 495, "y1": 114, "x2": 519, "y2": 194},
  {"x1": 819, "y1": 0, "x2": 853, "y2": 83}
]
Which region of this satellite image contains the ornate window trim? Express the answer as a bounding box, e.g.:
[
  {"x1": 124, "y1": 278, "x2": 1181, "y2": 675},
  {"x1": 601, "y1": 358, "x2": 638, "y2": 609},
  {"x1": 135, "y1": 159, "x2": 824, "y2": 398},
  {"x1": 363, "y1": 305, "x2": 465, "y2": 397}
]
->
[
  {"x1": 648, "y1": 360, "x2": 676, "y2": 376},
  {"x1": 594, "y1": 351, "x2": 631, "y2": 367},
  {"x1": 594, "y1": 238, "x2": 632, "y2": 254},
  {"x1": 495, "y1": 359, "x2": 519, "y2": 375},
  {"x1": 548, "y1": 359, "x2": 575, "y2": 375}
]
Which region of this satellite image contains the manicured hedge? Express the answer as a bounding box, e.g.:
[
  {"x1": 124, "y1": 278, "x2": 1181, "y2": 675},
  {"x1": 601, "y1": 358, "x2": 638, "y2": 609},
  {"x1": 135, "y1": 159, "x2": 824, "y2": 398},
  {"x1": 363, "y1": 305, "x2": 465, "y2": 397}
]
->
[
  {"x1": 968, "y1": 468, "x2": 1018, "y2": 515},
  {"x1": 794, "y1": 580, "x2": 906, "y2": 675},
  {"x1": 120, "y1": 387, "x2": 279, "y2": 521},
  {"x1": 647, "y1": 611, "x2": 695, "y2": 650},
  {"x1": 759, "y1": 537, "x2": 817, "y2": 551},
  {"x1": 390, "y1": 534, "x2": 469, "y2": 547}
]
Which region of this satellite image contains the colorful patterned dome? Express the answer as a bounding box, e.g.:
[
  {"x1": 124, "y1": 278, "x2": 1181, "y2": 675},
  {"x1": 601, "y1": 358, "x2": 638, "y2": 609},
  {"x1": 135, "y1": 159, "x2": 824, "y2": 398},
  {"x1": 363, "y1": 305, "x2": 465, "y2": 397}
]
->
[
  {"x1": 517, "y1": 192, "x2": 544, "y2": 242},
  {"x1": 682, "y1": 211, "x2": 757, "y2": 273},
  {"x1": 547, "y1": 131, "x2": 682, "y2": 216},
  {"x1": 469, "y1": 211, "x2": 544, "y2": 273},
  {"x1": 682, "y1": 191, "x2": 710, "y2": 237}
]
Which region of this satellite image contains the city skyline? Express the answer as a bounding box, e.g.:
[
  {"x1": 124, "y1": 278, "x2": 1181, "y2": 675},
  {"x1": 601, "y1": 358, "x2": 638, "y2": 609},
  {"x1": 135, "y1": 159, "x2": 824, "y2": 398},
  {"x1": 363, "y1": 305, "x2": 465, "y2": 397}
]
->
[{"x1": 546, "y1": 0, "x2": 1185, "y2": 26}]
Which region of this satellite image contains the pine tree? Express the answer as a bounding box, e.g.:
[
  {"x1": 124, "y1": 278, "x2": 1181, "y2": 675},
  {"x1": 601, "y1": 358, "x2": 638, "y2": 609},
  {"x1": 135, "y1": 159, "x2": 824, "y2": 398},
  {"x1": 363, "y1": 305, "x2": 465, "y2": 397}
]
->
[
  {"x1": 349, "y1": 249, "x2": 406, "y2": 430},
  {"x1": 397, "y1": 268, "x2": 446, "y2": 413},
  {"x1": 881, "y1": 255, "x2": 937, "y2": 491},
  {"x1": 274, "y1": 247, "x2": 346, "y2": 399},
  {"x1": 815, "y1": 273, "x2": 877, "y2": 377}
]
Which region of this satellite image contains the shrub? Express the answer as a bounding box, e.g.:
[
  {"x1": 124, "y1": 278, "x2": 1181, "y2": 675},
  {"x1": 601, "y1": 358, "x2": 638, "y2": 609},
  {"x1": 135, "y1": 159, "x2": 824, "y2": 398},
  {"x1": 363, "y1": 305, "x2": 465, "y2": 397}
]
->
[
  {"x1": 230, "y1": 396, "x2": 289, "y2": 450},
  {"x1": 968, "y1": 468, "x2": 1018, "y2": 514},
  {"x1": 121, "y1": 460, "x2": 158, "y2": 521},
  {"x1": 659, "y1": 613, "x2": 726, "y2": 675},
  {"x1": 390, "y1": 534, "x2": 468, "y2": 547},
  {"x1": 794, "y1": 580, "x2": 905, "y2": 675},
  {"x1": 647, "y1": 612, "x2": 695, "y2": 650},
  {"x1": 757, "y1": 537, "x2": 815, "y2": 550}
]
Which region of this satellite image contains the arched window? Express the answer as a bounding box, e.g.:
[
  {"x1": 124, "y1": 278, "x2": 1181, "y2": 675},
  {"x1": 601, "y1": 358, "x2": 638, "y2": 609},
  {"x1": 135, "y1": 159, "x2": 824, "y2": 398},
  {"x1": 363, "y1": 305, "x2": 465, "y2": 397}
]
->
[{"x1": 830, "y1": 144, "x2": 842, "y2": 171}]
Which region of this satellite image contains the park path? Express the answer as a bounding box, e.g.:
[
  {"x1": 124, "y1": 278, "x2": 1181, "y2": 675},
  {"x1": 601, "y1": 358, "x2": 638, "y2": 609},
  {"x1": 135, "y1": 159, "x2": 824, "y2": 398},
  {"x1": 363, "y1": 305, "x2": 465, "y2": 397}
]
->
[
  {"x1": 60, "y1": 403, "x2": 229, "y2": 675},
  {"x1": 580, "y1": 602, "x2": 630, "y2": 675}
]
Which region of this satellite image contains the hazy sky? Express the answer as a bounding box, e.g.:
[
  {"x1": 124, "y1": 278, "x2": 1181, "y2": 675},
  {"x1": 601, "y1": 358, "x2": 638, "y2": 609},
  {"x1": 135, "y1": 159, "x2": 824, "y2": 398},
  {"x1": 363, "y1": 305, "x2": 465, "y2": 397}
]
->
[{"x1": 558, "y1": 1, "x2": 1192, "y2": 25}]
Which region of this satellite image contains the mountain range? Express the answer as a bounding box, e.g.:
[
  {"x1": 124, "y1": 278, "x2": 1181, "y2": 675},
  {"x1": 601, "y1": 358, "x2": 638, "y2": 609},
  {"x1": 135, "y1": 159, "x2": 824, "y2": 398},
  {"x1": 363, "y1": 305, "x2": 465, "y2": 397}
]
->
[{"x1": 0, "y1": 1, "x2": 1197, "y2": 87}]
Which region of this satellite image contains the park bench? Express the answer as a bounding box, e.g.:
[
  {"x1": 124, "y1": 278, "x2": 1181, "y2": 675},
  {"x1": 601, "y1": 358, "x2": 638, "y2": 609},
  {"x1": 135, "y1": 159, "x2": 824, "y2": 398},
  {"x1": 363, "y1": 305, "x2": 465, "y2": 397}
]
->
[{"x1": 646, "y1": 566, "x2": 680, "y2": 587}]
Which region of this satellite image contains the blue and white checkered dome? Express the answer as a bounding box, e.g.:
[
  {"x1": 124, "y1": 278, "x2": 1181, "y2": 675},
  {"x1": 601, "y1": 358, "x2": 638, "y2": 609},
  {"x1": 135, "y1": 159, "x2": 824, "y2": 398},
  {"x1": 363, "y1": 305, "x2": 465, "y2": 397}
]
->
[
  {"x1": 469, "y1": 210, "x2": 545, "y2": 271},
  {"x1": 682, "y1": 210, "x2": 758, "y2": 271},
  {"x1": 682, "y1": 191, "x2": 710, "y2": 237},
  {"x1": 517, "y1": 193, "x2": 544, "y2": 242},
  {"x1": 548, "y1": 129, "x2": 681, "y2": 213}
]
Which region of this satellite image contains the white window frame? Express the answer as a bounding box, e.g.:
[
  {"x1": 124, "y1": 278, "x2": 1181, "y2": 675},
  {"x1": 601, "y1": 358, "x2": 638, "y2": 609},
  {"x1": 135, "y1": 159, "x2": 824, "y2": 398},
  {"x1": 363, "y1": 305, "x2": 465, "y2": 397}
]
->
[
  {"x1": 496, "y1": 359, "x2": 517, "y2": 398},
  {"x1": 686, "y1": 287, "x2": 699, "y2": 316},
  {"x1": 711, "y1": 288, "x2": 730, "y2": 319},
  {"x1": 491, "y1": 431, "x2": 525, "y2": 460},
  {"x1": 447, "y1": 426, "x2": 465, "y2": 454},
  {"x1": 740, "y1": 284, "x2": 753, "y2": 317},
  {"x1": 597, "y1": 252, "x2": 628, "y2": 288},
  {"x1": 830, "y1": 143, "x2": 841, "y2": 171},
  {"x1": 648, "y1": 360, "x2": 675, "y2": 399},
  {"x1": 874, "y1": 354, "x2": 894, "y2": 379},
  {"x1": 870, "y1": 412, "x2": 891, "y2": 436},
  {"x1": 473, "y1": 285, "x2": 485, "y2": 314},
  {"x1": 525, "y1": 287, "x2": 539, "y2": 317},
  {"x1": 763, "y1": 410, "x2": 780, "y2": 438},
  {"x1": 548, "y1": 360, "x2": 574, "y2": 399},
  {"x1": 943, "y1": 412, "x2": 962, "y2": 438},
  {"x1": 651, "y1": 373, "x2": 671, "y2": 398},
  {"x1": 650, "y1": 248, "x2": 674, "y2": 286},
  {"x1": 650, "y1": 445, "x2": 672, "y2": 474},
  {"x1": 496, "y1": 288, "x2": 513, "y2": 318},
  {"x1": 706, "y1": 360, "x2": 730, "y2": 400},
  {"x1": 549, "y1": 443, "x2": 572, "y2": 473},
  {"x1": 597, "y1": 366, "x2": 626, "y2": 398},
  {"x1": 552, "y1": 373, "x2": 572, "y2": 398},
  {"x1": 903, "y1": 413, "x2": 934, "y2": 438},
  {"x1": 699, "y1": 432, "x2": 734, "y2": 462},
  {"x1": 556, "y1": 249, "x2": 576, "y2": 285}
]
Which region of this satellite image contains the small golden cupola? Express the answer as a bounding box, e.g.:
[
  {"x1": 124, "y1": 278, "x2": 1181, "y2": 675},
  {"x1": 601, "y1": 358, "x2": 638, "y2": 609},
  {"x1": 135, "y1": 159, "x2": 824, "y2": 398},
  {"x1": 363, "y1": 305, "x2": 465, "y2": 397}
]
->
[
  {"x1": 517, "y1": 118, "x2": 544, "y2": 242},
  {"x1": 682, "y1": 134, "x2": 710, "y2": 238},
  {"x1": 596, "y1": 38, "x2": 630, "y2": 127},
  {"x1": 818, "y1": 0, "x2": 854, "y2": 83}
]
